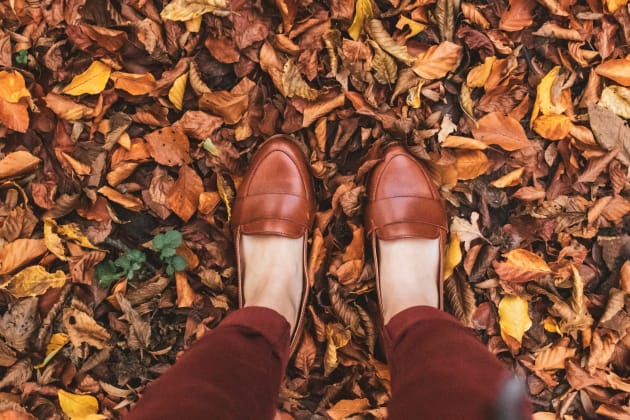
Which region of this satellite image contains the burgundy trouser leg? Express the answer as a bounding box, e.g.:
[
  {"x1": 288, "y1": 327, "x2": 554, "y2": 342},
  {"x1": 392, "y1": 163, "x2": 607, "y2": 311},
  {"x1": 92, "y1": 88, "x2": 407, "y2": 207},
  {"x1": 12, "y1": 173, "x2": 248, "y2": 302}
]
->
[
  {"x1": 384, "y1": 306, "x2": 532, "y2": 420},
  {"x1": 126, "y1": 307, "x2": 289, "y2": 420}
]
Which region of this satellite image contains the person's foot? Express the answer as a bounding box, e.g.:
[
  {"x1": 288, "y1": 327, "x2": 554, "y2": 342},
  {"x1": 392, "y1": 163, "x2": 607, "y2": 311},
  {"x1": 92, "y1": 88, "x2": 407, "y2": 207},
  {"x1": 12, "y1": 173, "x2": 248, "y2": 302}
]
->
[
  {"x1": 365, "y1": 144, "x2": 448, "y2": 324},
  {"x1": 241, "y1": 235, "x2": 303, "y2": 331},
  {"x1": 231, "y1": 135, "x2": 315, "y2": 352}
]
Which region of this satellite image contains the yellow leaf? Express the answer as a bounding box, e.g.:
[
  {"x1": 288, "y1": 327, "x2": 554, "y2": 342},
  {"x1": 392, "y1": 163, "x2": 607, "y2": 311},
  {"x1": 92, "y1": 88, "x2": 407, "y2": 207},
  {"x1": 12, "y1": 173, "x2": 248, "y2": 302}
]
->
[
  {"x1": 406, "y1": 81, "x2": 423, "y2": 108},
  {"x1": 168, "y1": 72, "x2": 188, "y2": 111},
  {"x1": 217, "y1": 173, "x2": 234, "y2": 222},
  {"x1": 443, "y1": 233, "x2": 462, "y2": 279},
  {"x1": 110, "y1": 72, "x2": 156, "y2": 95},
  {"x1": 324, "y1": 323, "x2": 351, "y2": 376},
  {"x1": 490, "y1": 167, "x2": 524, "y2": 188},
  {"x1": 605, "y1": 0, "x2": 628, "y2": 12},
  {"x1": 533, "y1": 114, "x2": 573, "y2": 140},
  {"x1": 531, "y1": 66, "x2": 566, "y2": 123},
  {"x1": 599, "y1": 85, "x2": 630, "y2": 119},
  {"x1": 466, "y1": 56, "x2": 496, "y2": 88},
  {"x1": 44, "y1": 217, "x2": 98, "y2": 254},
  {"x1": 160, "y1": 0, "x2": 230, "y2": 22},
  {"x1": 185, "y1": 15, "x2": 203, "y2": 32},
  {"x1": 543, "y1": 317, "x2": 562, "y2": 335},
  {"x1": 348, "y1": 0, "x2": 373, "y2": 40},
  {"x1": 395, "y1": 16, "x2": 426, "y2": 41},
  {"x1": 0, "y1": 70, "x2": 31, "y2": 103},
  {"x1": 34, "y1": 333, "x2": 69, "y2": 369},
  {"x1": 5, "y1": 265, "x2": 66, "y2": 298},
  {"x1": 44, "y1": 218, "x2": 67, "y2": 261},
  {"x1": 498, "y1": 295, "x2": 532, "y2": 345},
  {"x1": 63, "y1": 61, "x2": 111, "y2": 96},
  {"x1": 493, "y1": 248, "x2": 552, "y2": 283},
  {"x1": 58, "y1": 389, "x2": 100, "y2": 420}
]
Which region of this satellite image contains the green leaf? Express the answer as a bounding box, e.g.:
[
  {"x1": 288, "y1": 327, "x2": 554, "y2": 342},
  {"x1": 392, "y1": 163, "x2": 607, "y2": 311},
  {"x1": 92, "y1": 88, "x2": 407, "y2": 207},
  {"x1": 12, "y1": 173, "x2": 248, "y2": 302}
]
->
[
  {"x1": 169, "y1": 255, "x2": 187, "y2": 272},
  {"x1": 127, "y1": 249, "x2": 147, "y2": 263},
  {"x1": 115, "y1": 255, "x2": 132, "y2": 271},
  {"x1": 95, "y1": 261, "x2": 122, "y2": 288},
  {"x1": 15, "y1": 49, "x2": 28, "y2": 65},
  {"x1": 153, "y1": 230, "x2": 183, "y2": 251},
  {"x1": 160, "y1": 247, "x2": 177, "y2": 259}
]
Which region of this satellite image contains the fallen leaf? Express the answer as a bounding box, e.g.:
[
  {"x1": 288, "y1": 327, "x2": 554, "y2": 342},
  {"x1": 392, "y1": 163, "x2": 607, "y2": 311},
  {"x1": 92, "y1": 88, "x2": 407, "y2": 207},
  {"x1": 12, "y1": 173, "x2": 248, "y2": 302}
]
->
[
  {"x1": 605, "y1": 0, "x2": 628, "y2": 12},
  {"x1": 62, "y1": 307, "x2": 110, "y2": 349},
  {"x1": 160, "y1": 0, "x2": 230, "y2": 22},
  {"x1": 0, "y1": 239, "x2": 48, "y2": 275},
  {"x1": 145, "y1": 127, "x2": 191, "y2": 167},
  {"x1": 347, "y1": 0, "x2": 373, "y2": 40},
  {"x1": 44, "y1": 93, "x2": 94, "y2": 120},
  {"x1": 199, "y1": 90, "x2": 249, "y2": 124},
  {"x1": 443, "y1": 233, "x2": 462, "y2": 279},
  {"x1": 498, "y1": 295, "x2": 532, "y2": 349},
  {"x1": 5, "y1": 265, "x2": 66, "y2": 298},
  {"x1": 442, "y1": 135, "x2": 488, "y2": 150},
  {"x1": 0, "y1": 151, "x2": 41, "y2": 181},
  {"x1": 396, "y1": 16, "x2": 426, "y2": 40},
  {"x1": 168, "y1": 72, "x2": 188, "y2": 111},
  {"x1": 370, "y1": 41, "x2": 398, "y2": 85},
  {"x1": 499, "y1": 0, "x2": 536, "y2": 32},
  {"x1": 34, "y1": 333, "x2": 69, "y2": 369},
  {"x1": 490, "y1": 167, "x2": 524, "y2": 188},
  {"x1": 98, "y1": 186, "x2": 144, "y2": 211},
  {"x1": 533, "y1": 114, "x2": 573, "y2": 140},
  {"x1": 599, "y1": 85, "x2": 630, "y2": 119},
  {"x1": 588, "y1": 104, "x2": 630, "y2": 165},
  {"x1": 450, "y1": 212, "x2": 485, "y2": 251},
  {"x1": 471, "y1": 112, "x2": 531, "y2": 151},
  {"x1": 0, "y1": 70, "x2": 31, "y2": 103},
  {"x1": 0, "y1": 70, "x2": 31, "y2": 133},
  {"x1": 596, "y1": 58, "x2": 630, "y2": 86},
  {"x1": 534, "y1": 340, "x2": 576, "y2": 370},
  {"x1": 282, "y1": 59, "x2": 319, "y2": 100},
  {"x1": 467, "y1": 56, "x2": 496, "y2": 88},
  {"x1": 165, "y1": 165, "x2": 203, "y2": 222},
  {"x1": 365, "y1": 19, "x2": 415, "y2": 66},
  {"x1": 454, "y1": 149, "x2": 490, "y2": 180},
  {"x1": 461, "y1": 3, "x2": 490, "y2": 29},
  {"x1": 116, "y1": 293, "x2": 151, "y2": 350},
  {"x1": 327, "y1": 398, "x2": 370, "y2": 420},
  {"x1": 216, "y1": 173, "x2": 234, "y2": 222},
  {"x1": 110, "y1": 72, "x2": 156, "y2": 95},
  {"x1": 58, "y1": 389, "x2": 100, "y2": 420},
  {"x1": 412, "y1": 41, "x2": 463, "y2": 79},
  {"x1": 532, "y1": 66, "x2": 568, "y2": 121},
  {"x1": 63, "y1": 61, "x2": 111, "y2": 96},
  {"x1": 493, "y1": 249, "x2": 553, "y2": 283}
]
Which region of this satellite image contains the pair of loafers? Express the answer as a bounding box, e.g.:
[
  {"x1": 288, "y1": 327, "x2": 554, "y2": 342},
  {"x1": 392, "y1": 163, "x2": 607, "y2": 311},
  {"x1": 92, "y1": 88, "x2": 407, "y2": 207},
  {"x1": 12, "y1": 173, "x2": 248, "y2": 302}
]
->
[{"x1": 231, "y1": 135, "x2": 448, "y2": 352}]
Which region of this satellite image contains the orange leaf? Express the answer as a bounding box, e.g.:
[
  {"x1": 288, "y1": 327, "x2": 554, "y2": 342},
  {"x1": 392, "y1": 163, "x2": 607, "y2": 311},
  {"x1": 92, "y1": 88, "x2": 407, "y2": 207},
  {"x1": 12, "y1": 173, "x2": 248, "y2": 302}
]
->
[
  {"x1": 493, "y1": 249, "x2": 553, "y2": 282},
  {"x1": 471, "y1": 112, "x2": 531, "y2": 150},
  {"x1": 198, "y1": 90, "x2": 249, "y2": 124},
  {"x1": 499, "y1": 0, "x2": 536, "y2": 31},
  {"x1": 454, "y1": 150, "x2": 490, "y2": 180},
  {"x1": 0, "y1": 151, "x2": 41, "y2": 181},
  {"x1": 596, "y1": 58, "x2": 630, "y2": 86},
  {"x1": 165, "y1": 165, "x2": 203, "y2": 222},
  {"x1": 98, "y1": 186, "x2": 144, "y2": 211},
  {"x1": 490, "y1": 167, "x2": 525, "y2": 188},
  {"x1": 0, "y1": 239, "x2": 48, "y2": 275},
  {"x1": 411, "y1": 41, "x2": 463, "y2": 79},
  {"x1": 327, "y1": 398, "x2": 370, "y2": 420},
  {"x1": 532, "y1": 114, "x2": 573, "y2": 140},
  {"x1": 175, "y1": 272, "x2": 196, "y2": 308},
  {"x1": 0, "y1": 99, "x2": 29, "y2": 133},
  {"x1": 110, "y1": 71, "x2": 157, "y2": 95},
  {"x1": 442, "y1": 135, "x2": 488, "y2": 150},
  {"x1": 145, "y1": 127, "x2": 191, "y2": 167}
]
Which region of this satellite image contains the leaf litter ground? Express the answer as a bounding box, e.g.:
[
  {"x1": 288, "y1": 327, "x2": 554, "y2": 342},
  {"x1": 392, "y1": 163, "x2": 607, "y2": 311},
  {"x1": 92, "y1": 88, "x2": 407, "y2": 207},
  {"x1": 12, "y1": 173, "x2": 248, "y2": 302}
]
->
[{"x1": 0, "y1": 0, "x2": 630, "y2": 418}]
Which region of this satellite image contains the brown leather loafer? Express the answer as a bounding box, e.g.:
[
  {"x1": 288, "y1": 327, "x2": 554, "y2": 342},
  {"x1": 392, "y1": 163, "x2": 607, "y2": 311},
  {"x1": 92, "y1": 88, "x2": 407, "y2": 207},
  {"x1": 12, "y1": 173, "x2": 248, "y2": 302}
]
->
[
  {"x1": 365, "y1": 144, "x2": 448, "y2": 310},
  {"x1": 231, "y1": 135, "x2": 315, "y2": 354}
]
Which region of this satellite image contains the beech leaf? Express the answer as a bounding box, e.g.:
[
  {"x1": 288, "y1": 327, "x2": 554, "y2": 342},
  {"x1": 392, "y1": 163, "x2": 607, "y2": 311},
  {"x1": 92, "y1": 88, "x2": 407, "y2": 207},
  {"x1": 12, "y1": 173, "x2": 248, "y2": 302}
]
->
[
  {"x1": 498, "y1": 295, "x2": 532, "y2": 349},
  {"x1": 493, "y1": 249, "x2": 553, "y2": 283},
  {"x1": 63, "y1": 61, "x2": 111, "y2": 96}
]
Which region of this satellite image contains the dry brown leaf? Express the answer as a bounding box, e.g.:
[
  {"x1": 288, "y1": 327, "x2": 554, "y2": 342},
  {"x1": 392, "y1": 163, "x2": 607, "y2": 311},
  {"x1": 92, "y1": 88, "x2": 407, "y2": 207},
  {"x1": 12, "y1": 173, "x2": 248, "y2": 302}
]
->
[
  {"x1": 294, "y1": 333, "x2": 316, "y2": 378},
  {"x1": 588, "y1": 104, "x2": 630, "y2": 165},
  {"x1": 145, "y1": 127, "x2": 191, "y2": 167},
  {"x1": 282, "y1": 59, "x2": 319, "y2": 101},
  {"x1": 450, "y1": 212, "x2": 485, "y2": 251},
  {"x1": 160, "y1": 0, "x2": 230, "y2": 22},
  {"x1": 411, "y1": 41, "x2": 463, "y2": 79},
  {"x1": 347, "y1": 0, "x2": 373, "y2": 40},
  {"x1": 369, "y1": 41, "x2": 397, "y2": 85},
  {"x1": 461, "y1": 3, "x2": 490, "y2": 29},
  {"x1": 0, "y1": 298, "x2": 39, "y2": 351},
  {"x1": 165, "y1": 165, "x2": 203, "y2": 222},
  {"x1": 599, "y1": 85, "x2": 630, "y2": 119},
  {"x1": 0, "y1": 239, "x2": 47, "y2": 275},
  {"x1": 110, "y1": 71, "x2": 156, "y2": 95},
  {"x1": 499, "y1": 0, "x2": 536, "y2": 32},
  {"x1": 596, "y1": 58, "x2": 630, "y2": 86},
  {"x1": 168, "y1": 72, "x2": 188, "y2": 111},
  {"x1": 327, "y1": 398, "x2": 370, "y2": 420},
  {"x1": 493, "y1": 249, "x2": 552, "y2": 283},
  {"x1": 175, "y1": 272, "x2": 196, "y2": 307},
  {"x1": 62, "y1": 306, "x2": 110, "y2": 349},
  {"x1": 98, "y1": 186, "x2": 143, "y2": 211},
  {"x1": 199, "y1": 90, "x2": 249, "y2": 124},
  {"x1": 533, "y1": 22, "x2": 584, "y2": 41},
  {"x1": 442, "y1": 135, "x2": 488, "y2": 150},
  {"x1": 116, "y1": 292, "x2": 151, "y2": 349},
  {"x1": 534, "y1": 340, "x2": 576, "y2": 370},
  {"x1": 0, "y1": 151, "x2": 40, "y2": 181},
  {"x1": 43, "y1": 93, "x2": 94, "y2": 120},
  {"x1": 365, "y1": 19, "x2": 415, "y2": 66},
  {"x1": 471, "y1": 112, "x2": 531, "y2": 151}
]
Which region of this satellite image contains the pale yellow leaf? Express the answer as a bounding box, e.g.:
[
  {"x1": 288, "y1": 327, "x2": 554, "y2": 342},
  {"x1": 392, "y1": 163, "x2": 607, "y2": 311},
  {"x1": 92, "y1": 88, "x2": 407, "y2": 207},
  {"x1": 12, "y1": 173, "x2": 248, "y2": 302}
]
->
[
  {"x1": 605, "y1": 0, "x2": 628, "y2": 12},
  {"x1": 348, "y1": 0, "x2": 373, "y2": 40},
  {"x1": 63, "y1": 61, "x2": 111, "y2": 96},
  {"x1": 160, "y1": 0, "x2": 230, "y2": 22},
  {"x1": 599, "y1": 85, "x2": 630, "y2": 119},
  {"x1": 168, "y1": 72, "x2": 188, "y2": 111},
  {"x1": 498, "y1": 295, "x2": 532, "y2": 345},
  {"x1": 5, "y1": 265, "x2": 66, "y2": 298},
  {"x1": 58, "y1": 389, "x2": 100, "y2": 420}
]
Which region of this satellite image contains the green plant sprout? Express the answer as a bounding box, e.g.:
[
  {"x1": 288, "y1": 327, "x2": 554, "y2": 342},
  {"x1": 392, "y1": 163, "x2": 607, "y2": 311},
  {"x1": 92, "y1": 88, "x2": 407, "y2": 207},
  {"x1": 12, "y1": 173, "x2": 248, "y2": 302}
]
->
[
  {"x1": 15, "y1": 49, "x2": 28, "y2": 65},
  {"x1": 95, "y1": 230, "x2": 187, "y2": 287}
]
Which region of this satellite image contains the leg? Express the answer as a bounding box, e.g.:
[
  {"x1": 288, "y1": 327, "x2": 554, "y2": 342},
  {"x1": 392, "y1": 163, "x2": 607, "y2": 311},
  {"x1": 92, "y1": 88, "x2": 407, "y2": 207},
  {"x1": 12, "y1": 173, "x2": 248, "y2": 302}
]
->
[
  {"x1": 383, "y1": 306, "x2": 531, "y2": 420},
  {"x1": 126, "y1": 307, "x2": 290, "y2": 420}
]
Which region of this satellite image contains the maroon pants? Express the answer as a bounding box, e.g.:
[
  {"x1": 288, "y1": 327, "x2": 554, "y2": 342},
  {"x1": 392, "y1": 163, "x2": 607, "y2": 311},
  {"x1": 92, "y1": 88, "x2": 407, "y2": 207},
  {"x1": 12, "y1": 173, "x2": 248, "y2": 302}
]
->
[{"x1": 127, "y1": 306, "x2": 531, "y2": 419}]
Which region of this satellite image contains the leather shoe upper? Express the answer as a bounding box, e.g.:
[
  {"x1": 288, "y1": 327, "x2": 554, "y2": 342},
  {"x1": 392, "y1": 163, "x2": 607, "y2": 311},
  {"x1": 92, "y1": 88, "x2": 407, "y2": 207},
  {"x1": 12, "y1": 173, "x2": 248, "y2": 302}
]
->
[
  {"x1": 366, "y1": 144, "x2": 447, "y2": 240},
  {"x1": 231, "y1": 135, "x2": 315, "y2": 237}
]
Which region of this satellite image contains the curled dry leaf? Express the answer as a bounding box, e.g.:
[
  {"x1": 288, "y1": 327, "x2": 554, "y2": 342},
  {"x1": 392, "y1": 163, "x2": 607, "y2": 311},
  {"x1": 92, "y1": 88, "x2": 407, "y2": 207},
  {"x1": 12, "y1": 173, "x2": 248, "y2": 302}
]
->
[
  {"x1": 466, "y1": 56, "x2": 496, "y2": 88},
  {"x1": 115, "y1": 293, "x2": 151, "y2": 350},
  {"x1": 443, "y1": 233, "x2": 462, "y2": 279},
  {"x1": 369, "y1": 41, "x2": 397, "y2": 85},
  {"x1": 411, "y1": 41, "x2": 463, "y2": 80},
  {"x1": 347, "y1": 0, "x2": 373, "y2": 40},
  {"x1": 62, "y1": 307, "x2": 111, "y2": 349},
  {"x1": 0, "y1": 298, "x2": 39, "y2": 351},
  {"x1": 0, "y1": 70, "x2": 31, "y2": 133},
  {"x1": 588, "y1": 104, "x2": 630, "y2": 165},
  {"x1": 168, "y1": 72, "x2": 188, "y2": 111},
  {"x1": 365, "y1": 19, "x2": 415, "y2": 66},
  {"x1": 493, "y1": 249, "x2": 553, "y2": 283},
  {"x1": 282, "y1": 59, "x2": 319, "y2": 101},
  {"x1": 98, "y1": 186, "x2": 144, "y2": 211},
  {"x1": 461, "y1": 3, "x2": 490, "y2": 29},
  {"x1": 160, "y1": 0, "x2": 230, "y2": 22},
  {"x1": 450, "y1": 212, "x2": 485, "y2": 251},
  {"x1": 490, "y1": 167, "x2": 524, "y2": 188}
]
